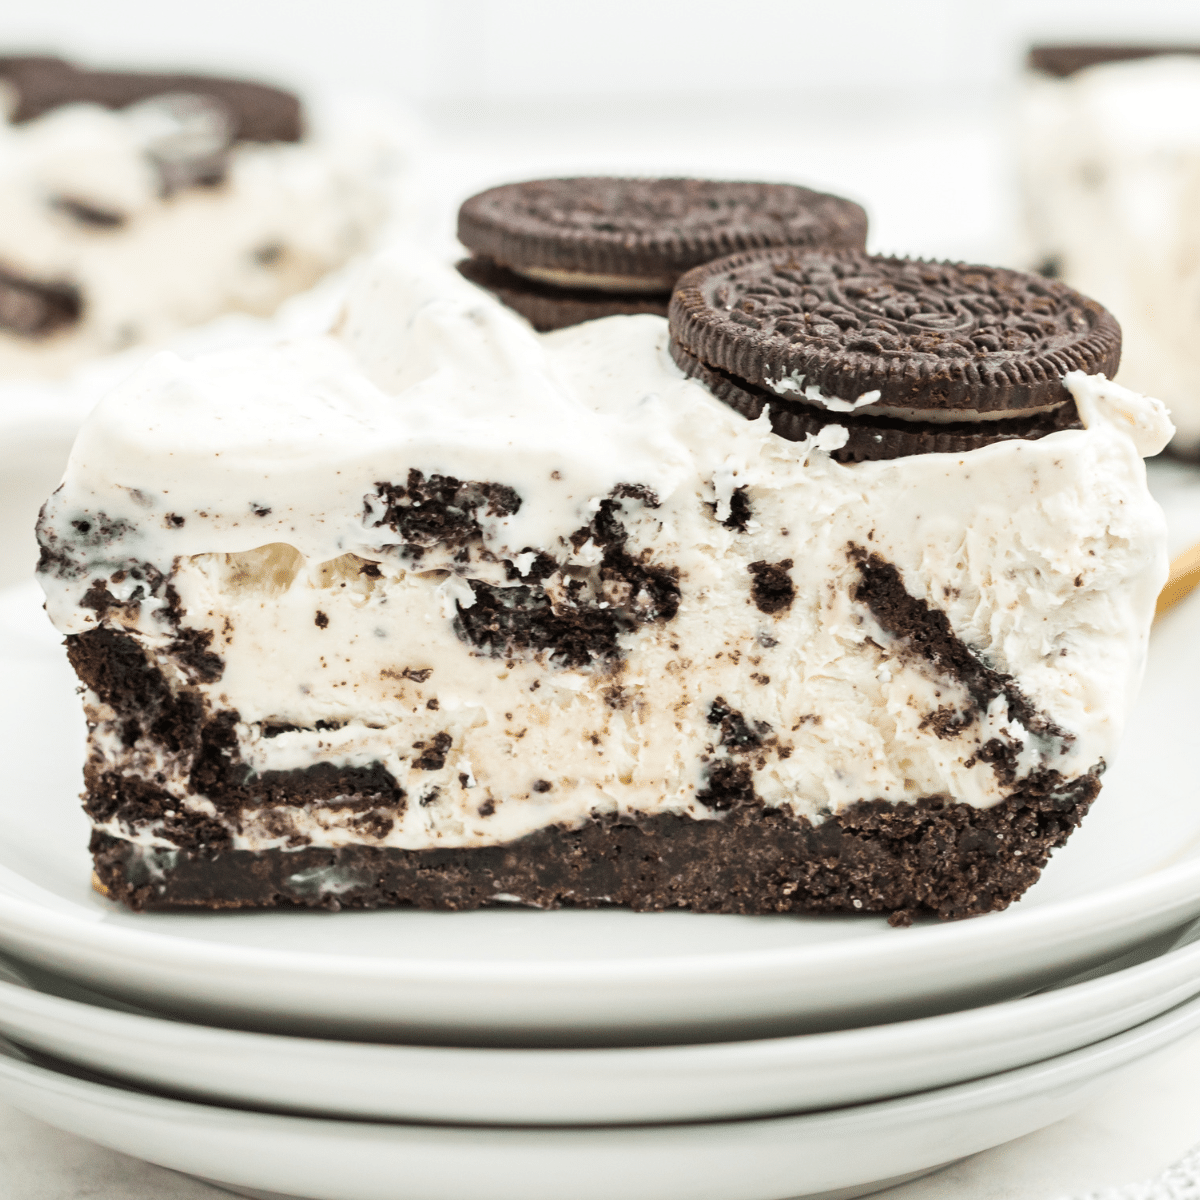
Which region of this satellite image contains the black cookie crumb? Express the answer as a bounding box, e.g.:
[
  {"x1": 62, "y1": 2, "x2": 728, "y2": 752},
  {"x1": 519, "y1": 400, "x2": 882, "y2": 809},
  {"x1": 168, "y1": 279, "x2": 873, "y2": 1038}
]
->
[{"x1": 748, "y1": 559, "x2": 795, "y2": 615}]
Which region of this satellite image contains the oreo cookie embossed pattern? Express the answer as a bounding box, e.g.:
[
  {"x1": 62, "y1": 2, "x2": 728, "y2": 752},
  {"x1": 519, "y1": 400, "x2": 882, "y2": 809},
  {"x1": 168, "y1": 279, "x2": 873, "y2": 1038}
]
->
[
  {"x1": 457, "y1": 177, "x2": 868, "y2": 331},
  {"x1": 670, "y1": 249, "x2": 1120, "y2": 460}
]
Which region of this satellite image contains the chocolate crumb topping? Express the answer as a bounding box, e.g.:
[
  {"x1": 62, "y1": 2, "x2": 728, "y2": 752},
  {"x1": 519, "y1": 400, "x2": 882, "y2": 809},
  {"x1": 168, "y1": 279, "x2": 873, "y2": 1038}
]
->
[{"x1": 370, "y1": 470, "x2": 521, "y2": 555}]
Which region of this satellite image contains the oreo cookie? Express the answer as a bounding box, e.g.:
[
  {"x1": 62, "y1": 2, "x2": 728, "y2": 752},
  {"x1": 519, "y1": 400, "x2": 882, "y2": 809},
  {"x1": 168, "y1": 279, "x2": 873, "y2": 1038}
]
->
[
  {"x1": 456, "y1": 177, "x2": 867, "y2": 332},
  {"x1": 669, "y1": 248, "x2": 1121, "y2": 462},
  {"x1": 0, "y1": 55, "x2": 302, "y2": 144},
  {"x1": 456, "y1": 257, "x2": 668, "y2": 329},
  {"x1": 1028, "y1": 44, "x2": 1200, "y2": 79}
]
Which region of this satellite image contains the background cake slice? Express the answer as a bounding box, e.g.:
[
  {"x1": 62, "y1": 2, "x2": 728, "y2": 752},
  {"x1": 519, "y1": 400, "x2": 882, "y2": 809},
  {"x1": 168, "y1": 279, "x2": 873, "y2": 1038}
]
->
[
  {"x1": 1018, "y1": 44, "x2": 1200, "y2": 460},
  {"x1": 35, "y1": 243, "x2": 1172, "y2": 921},
  {"x1": 0, "y1": 54, "x2": 409, "y2": 377}
]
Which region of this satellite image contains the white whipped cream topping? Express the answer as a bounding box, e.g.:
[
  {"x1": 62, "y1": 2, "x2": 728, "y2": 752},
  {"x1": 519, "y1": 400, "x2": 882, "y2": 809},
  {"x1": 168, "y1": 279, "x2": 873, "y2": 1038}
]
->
[
  {"x1": 1019, "y1": 55, "x2": 1200, "y2": 452},
  {"x1": 0, "y1": 96, "x2": 409, "y2": 377},
  {"x1": 38, "y1": 248, "x2": 1171, "y2": 852},
  {"x1": 1066, "y1": 370, "x2": 1175, "y2": 457}
]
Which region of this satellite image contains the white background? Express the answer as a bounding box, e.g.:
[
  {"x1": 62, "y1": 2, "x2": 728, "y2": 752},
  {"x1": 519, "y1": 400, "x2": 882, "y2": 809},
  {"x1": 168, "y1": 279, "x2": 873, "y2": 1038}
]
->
[
  {"x1": 1, "y1": 0, "x2": 1200, "y2": 105},
  {"x1": 3, "y1": 0, "x2": 1200, "y2": 268}
]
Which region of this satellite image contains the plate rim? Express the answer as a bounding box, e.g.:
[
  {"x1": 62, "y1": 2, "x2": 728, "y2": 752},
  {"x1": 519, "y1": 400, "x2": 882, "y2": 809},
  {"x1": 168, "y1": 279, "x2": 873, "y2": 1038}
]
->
[
  {"x1": 3, "y1": 987, "x2": 1200, "y2": 1136},
  {"x1": 1, "y1": 924, "x2": 1200, "y2": 1066}
]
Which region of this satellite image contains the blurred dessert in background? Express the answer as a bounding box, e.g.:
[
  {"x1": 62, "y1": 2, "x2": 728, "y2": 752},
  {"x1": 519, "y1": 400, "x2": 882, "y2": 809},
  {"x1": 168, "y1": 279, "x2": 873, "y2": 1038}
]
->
[
  {"x1": 456, "y1": 177, "x2": 868, "y2": 330},
  {"x1": 0, "y1": 54, "x2": 409, "y2": 378},
  {"x1": 1019, "y1": 44, "x2": 1200, "y2": 460}
]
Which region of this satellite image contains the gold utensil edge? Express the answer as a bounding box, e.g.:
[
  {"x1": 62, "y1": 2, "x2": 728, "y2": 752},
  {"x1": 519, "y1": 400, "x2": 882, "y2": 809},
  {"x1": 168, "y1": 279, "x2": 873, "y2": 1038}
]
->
[{"x1": 1156, "y1": 541, "x2": 1200, "y2": 620}]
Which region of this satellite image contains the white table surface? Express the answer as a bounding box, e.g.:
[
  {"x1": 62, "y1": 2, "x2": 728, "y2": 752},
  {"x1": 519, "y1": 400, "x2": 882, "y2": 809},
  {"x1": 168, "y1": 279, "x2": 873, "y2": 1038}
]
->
[{"x1": 0, "y1": 1028, "x2": 1195, "y2": 1200}]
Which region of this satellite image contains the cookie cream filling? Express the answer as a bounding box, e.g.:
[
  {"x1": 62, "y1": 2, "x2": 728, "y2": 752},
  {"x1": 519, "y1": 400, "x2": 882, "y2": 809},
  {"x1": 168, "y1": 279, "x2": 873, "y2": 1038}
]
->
[
  {"x1": 830, "y1": 399, "x2": 1073, "y2": 424},
  {"x1": 38, "y1": 247, "x2": 1172, "y2": 854},
  {"x1": 765, "y1": 370, "x2": 1076, "y2": 423},
  {"x1": 514, "y1": 265, "x2": 677, "y2": 293},
  {"x1": 0, "y1": 96, "x2": 404, "y2": 376}
]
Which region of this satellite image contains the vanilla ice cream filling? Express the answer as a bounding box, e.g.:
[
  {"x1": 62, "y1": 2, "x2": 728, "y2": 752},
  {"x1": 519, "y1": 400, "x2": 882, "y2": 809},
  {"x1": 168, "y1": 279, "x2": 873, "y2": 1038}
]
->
[{"x1": 37, "y1": 248, "x2": 1173, "y2": 854}]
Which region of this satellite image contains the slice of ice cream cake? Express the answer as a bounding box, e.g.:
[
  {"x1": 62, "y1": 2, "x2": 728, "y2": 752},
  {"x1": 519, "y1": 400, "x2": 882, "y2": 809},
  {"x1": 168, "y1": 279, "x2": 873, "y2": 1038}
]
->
[{"x1": 35, "y1": 244, "x2": 1172, "y2": 921}]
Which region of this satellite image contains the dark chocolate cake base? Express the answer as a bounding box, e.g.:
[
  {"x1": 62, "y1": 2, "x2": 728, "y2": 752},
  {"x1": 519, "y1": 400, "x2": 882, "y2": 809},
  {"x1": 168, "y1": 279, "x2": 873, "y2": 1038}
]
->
[{"x1": 92, "y1": 768, "x2": 1099, "y2": 924}]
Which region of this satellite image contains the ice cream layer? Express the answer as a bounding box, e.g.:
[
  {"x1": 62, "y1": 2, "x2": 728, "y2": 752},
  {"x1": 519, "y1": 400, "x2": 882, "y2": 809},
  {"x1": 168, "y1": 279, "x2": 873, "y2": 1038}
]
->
[
  {"x1": 36, "y1": 249, "x2": 1172, "y2": 854},
  {"x1": 0, "y1": 96, "x2": 406, "y2": 377},
  {"x1": 1019, "y1": 54, "x2": 1200, "y2": 454}
]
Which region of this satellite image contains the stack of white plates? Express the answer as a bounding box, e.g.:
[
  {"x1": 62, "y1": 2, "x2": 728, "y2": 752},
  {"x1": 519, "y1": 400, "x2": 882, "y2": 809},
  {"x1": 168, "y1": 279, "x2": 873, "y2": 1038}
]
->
[{"x1": 1, "y1": 432, "x2": 1200, "y2": 1200}]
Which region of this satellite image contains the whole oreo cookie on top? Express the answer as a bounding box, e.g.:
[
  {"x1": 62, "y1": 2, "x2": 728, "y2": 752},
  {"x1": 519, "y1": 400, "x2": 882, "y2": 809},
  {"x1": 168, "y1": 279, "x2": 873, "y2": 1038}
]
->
[
  {"x1": 1027, "y1": 44, "x2": 1200, "y2": 79},
  {"x1": 0, "y1": 55, "x2": 302, "y2": 143},
  {"x1": 669, "y1": 248, "x2": 1121, "y2": 462},
  {"x1": 456, "y1": 177, "x2": 867, "y2": 332}
]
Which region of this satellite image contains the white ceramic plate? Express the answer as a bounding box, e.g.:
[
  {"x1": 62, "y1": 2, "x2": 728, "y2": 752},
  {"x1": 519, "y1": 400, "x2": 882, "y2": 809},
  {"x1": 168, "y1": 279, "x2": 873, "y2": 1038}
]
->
[
  {"x1": 4, "y1": 994, "x2": 1200, "y2": 1200},
  {"x1": 2, "y1": 434, "x2": 1200, "y2": 1045},
  {"x1": 0, "y1": 919, "x2": 1196, "y2": 1125}
]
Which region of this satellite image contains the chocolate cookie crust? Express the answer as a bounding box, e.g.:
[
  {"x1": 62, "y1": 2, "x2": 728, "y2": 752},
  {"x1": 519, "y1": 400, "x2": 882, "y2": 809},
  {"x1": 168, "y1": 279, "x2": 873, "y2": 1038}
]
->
[
  {"x1": 670, "y1": 248, "x2": 1121, "y2": 415},
  {"x1": 0, "y1": 54, "x2": 302, "y2": 143},
  {"x1": 91, "y1": 767, "x2": 1099, "y2": 923},
  {"x1": 458, "y1": 178, "x2": 868, "y2": 284}
]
